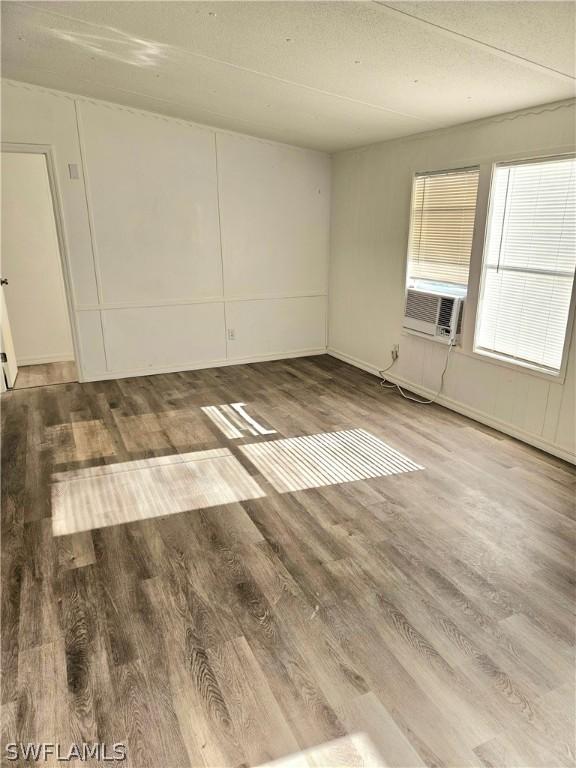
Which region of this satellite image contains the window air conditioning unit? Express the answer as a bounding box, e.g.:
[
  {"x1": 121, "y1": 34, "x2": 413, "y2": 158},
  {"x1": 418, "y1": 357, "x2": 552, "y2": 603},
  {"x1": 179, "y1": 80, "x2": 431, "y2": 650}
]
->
[{"x1": 403, "y1": 288, "x2": 464, "y2": 344}]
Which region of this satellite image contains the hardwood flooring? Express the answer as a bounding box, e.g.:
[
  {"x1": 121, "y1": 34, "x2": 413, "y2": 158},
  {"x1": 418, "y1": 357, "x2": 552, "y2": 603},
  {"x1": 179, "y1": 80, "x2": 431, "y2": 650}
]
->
[
  {"x1": 13, "y1": 360, "x2": 77, "y2": 390},
  {"x1": 1, "y1": 355, "x2": 574, "y2": 767}
]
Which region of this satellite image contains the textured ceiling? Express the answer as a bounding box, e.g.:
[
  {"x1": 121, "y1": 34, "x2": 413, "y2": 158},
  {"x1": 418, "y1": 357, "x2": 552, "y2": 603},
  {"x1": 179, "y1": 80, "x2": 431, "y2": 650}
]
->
[{"x1": 2, "y1": 1, "x2": 575, "y2": 152}]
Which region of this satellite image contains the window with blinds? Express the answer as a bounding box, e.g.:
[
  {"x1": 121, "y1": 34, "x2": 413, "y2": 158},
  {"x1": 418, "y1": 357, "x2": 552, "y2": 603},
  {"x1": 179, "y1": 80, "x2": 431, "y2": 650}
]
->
[
  {"x1": 407, "y1": 167, "x2": 480, "y2": 287},
  {"x1": 475, "y1": 155, "x2": 576, "y2": 375}
]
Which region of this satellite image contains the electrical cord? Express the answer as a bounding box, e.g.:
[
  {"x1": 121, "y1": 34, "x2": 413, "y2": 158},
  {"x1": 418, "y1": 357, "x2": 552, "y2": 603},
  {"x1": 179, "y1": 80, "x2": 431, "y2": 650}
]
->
[
  {"x1": 377, "y1": 356, "x2": 398, "y2": 388},
  {"x1": 378, "y1": 341, "x2": 455, "y2": 404}
]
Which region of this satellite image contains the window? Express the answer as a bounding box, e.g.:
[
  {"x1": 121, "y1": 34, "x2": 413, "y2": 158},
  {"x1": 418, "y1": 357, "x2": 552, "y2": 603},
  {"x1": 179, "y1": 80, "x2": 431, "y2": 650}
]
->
[
  {"x1": 407, "y1": 167, "x2": 480, "y2": 290},
  {"x1": 475, "y1": 156, "x2": 576, "y2": 375}
]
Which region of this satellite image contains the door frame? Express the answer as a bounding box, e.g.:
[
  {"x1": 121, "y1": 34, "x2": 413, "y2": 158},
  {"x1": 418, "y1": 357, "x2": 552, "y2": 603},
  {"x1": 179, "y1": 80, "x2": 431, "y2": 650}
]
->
[
  {"x1": 0, "y1": 288, "x2": 18, "y2": 389},
  {"x1": 2, "y1": 142, "x2": 83, "y2": 381}
]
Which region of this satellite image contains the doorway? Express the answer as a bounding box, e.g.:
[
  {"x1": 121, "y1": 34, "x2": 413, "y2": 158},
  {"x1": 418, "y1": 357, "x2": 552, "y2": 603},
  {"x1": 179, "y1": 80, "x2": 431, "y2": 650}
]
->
[{"x1": 1, "y1": 150, "x2": 77, "y2": 390}]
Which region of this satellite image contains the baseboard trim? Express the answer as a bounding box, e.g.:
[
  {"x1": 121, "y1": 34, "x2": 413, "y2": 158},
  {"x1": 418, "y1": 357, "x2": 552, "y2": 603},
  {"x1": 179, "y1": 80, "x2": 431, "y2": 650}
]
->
[
  {"x1": 17, "y1": 353, "x2": 75, "y2": 366},
  {"x1": 327, "y1": 348, "x2": 383, "y2": 377},
  {"x1": 81, "y1": 348, "x2": 327, "y2": 383},
  {"x1": 327, "y1": 347, "x2": 575, "y2": 465}
]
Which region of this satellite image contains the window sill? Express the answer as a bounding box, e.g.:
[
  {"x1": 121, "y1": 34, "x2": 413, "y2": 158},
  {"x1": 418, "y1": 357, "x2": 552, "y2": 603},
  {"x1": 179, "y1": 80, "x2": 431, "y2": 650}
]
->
[{"x1": 471, "y1": 347, "x2": 566, "y2": 384}]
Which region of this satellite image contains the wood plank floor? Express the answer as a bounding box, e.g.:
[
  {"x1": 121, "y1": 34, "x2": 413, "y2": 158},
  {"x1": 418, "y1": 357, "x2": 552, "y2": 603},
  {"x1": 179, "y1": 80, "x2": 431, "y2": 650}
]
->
[
  {"x1": 13, "y1": 360, "x2": 77, "y2": 390},
  {"x1": 1, "y1": 355, "x2": 574, "y2": 767}
]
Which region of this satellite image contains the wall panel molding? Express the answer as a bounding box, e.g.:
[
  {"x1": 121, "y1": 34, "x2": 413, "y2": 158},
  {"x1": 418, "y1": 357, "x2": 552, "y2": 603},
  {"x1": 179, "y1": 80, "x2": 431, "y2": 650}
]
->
[{"x1": 75, "y1": 292, "x2": 328, "y2": 312}]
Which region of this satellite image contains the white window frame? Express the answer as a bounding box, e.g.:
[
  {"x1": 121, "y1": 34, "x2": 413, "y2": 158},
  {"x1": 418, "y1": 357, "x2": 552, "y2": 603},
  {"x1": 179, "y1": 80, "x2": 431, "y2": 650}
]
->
[
  {"x1": 404, "y1": 165, "x2": 480, "y2": 293},
  {"x1": 472, "y1": 153, "x2": 576, "y2": 382},
  {"x1": 403, "y1": 146, "x2": 576, "y2": 385}
]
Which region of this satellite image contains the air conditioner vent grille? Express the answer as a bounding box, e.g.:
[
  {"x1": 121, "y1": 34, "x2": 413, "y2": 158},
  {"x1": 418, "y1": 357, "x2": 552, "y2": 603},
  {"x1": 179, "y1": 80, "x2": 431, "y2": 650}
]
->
[
  {"x1": 438, "y1": 297, "x2": 455, "y2": 328},
  {"x1": 405, "y1": 290, "x2": 439, "y2": 323},
  {"x1": 403, "y1": 289, "x2": 464, "y2": 345}
]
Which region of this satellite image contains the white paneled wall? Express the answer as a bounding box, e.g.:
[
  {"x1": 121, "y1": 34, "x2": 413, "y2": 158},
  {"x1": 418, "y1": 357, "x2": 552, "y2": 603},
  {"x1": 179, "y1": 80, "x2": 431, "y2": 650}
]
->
[
  {"x1": 77, "y1": 102, "x2": 222, "y2": 305},
  {"x1": 329, "y1": 101, "x2": 576, "y2": 462},
  {"x1": 217, "y1": 133, "x2": 330, "y2": 299},
  {"x1": 225, "y1": 296, "x2": 327, "y2": 361},
  {"x1": 2, "y1": 80, "x2": 330, "y2": 380},
  {"x1": 75, "y1": 311, "x2": 107, "y2": 374},
  {"x1": 102, "y1": 304, "x2": 227, "y2": 372}
]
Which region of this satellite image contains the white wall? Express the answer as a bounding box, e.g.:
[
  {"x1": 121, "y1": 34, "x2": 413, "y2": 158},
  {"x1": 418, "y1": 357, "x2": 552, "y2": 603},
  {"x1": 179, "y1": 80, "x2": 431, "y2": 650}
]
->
[
  {"x1": 1, "y1": 80, "x2": 330, "y2": 380},
  {"x1": 1, "y1": 151, "x2": 74, "y2": 365},
  {"x1": 329, "y1": 101, "x2": 576, "y2": 462}
]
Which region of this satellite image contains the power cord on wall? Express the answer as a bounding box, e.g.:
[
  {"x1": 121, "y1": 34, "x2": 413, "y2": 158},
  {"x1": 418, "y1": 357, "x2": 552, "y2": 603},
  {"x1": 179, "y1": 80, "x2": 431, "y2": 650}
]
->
[{"x1": 378, "y1": 341, "x2": 454, "y2": 404}]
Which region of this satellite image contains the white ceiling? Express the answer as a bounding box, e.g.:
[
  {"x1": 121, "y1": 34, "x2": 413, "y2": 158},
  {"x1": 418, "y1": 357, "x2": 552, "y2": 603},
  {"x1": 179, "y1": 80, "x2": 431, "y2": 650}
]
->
[{"x1": 2, "y1": 1, "x2": 575, "y2": 152}]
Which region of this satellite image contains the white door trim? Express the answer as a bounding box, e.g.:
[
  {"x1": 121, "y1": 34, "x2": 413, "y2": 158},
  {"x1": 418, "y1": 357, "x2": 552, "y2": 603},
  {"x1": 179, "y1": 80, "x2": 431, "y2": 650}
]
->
[{"x1": 1, "y1": 142, "x2": 83, "y2": 381}]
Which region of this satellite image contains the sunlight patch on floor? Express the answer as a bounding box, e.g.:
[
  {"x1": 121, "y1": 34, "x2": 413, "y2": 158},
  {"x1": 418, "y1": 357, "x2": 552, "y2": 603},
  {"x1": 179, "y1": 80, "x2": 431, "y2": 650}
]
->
[
  {"x1": 51, "y1": 448, "x2": 265, "y2": 536},
  {"x1": 240, "y1": 429, "x2": 423, "y2": 492},
  {"x1": 202, "y1": 402, "x2": 276, "y2": 439},
  {"x1": 257, "y1": 732, "x2": 386, "y2": 767}
]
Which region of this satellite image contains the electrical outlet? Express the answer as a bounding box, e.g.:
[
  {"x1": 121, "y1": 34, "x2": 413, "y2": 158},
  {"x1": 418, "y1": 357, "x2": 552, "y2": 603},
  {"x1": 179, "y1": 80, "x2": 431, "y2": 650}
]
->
[
  {"x1": 392, "y1": 344, "x2": 400, "y2": 361},
  {"x1": 227, "y1": 328, "x2": 236, "y2": 341}
]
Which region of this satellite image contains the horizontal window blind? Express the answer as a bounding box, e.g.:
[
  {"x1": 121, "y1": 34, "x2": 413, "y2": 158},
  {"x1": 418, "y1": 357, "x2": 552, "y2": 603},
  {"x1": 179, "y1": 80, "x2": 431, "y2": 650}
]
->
[
  {"x1": 475, "y1": 156, "x2": 576, "y2": 373},
  {"x1": 407, "y1": 167, "x2": 480, "y2": 285}
]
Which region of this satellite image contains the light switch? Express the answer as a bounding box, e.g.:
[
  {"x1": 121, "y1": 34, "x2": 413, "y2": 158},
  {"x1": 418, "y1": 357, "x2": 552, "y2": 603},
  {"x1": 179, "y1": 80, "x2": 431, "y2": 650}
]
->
[{"x1": 68, "y1": 163, "x2": 80, "y2": 180}]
